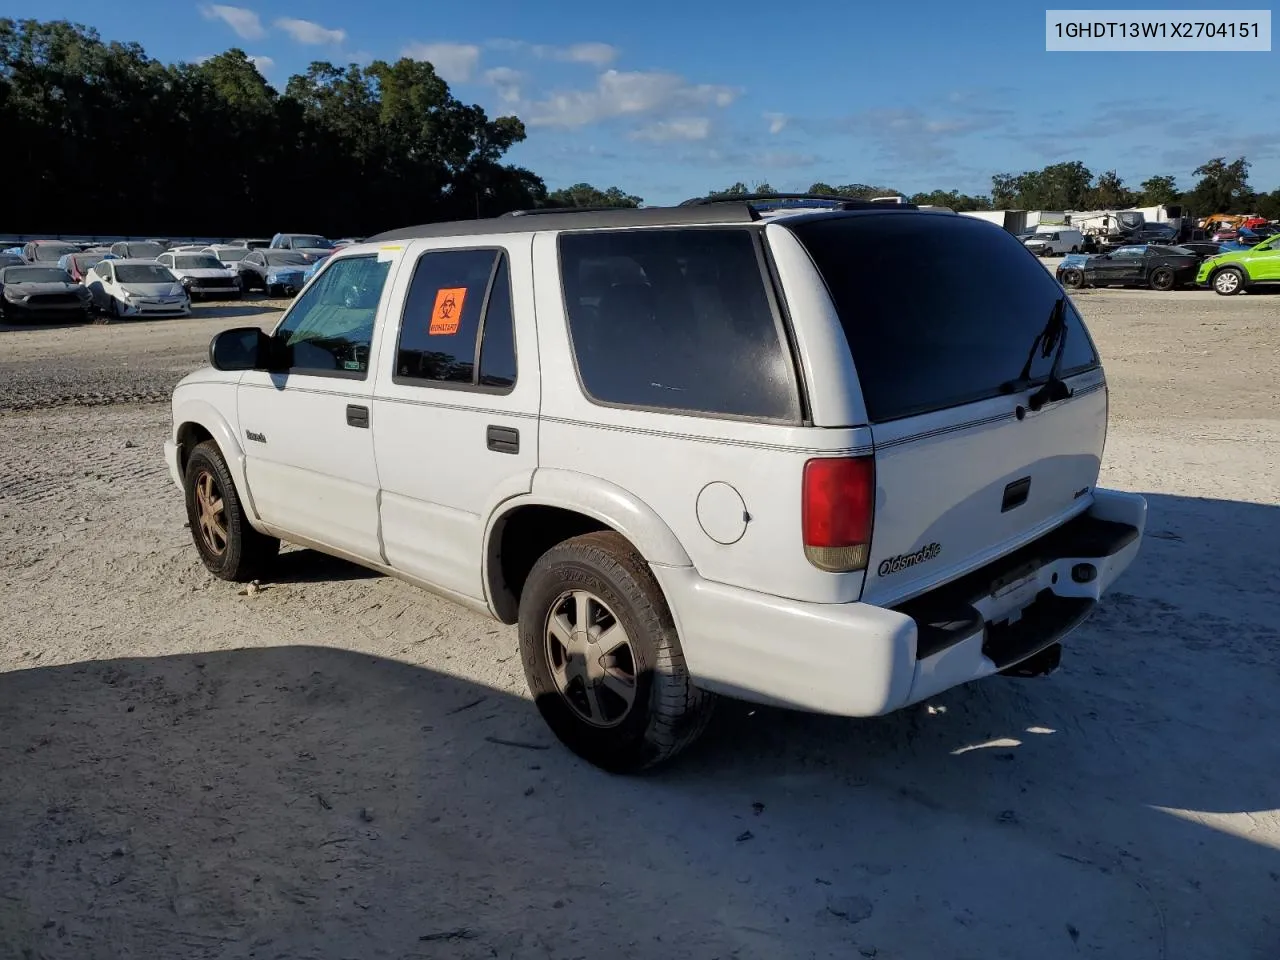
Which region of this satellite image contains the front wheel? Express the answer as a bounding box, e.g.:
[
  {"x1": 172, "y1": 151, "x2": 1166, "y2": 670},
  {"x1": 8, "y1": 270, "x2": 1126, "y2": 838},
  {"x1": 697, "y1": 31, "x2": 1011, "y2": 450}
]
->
[
  {"x1": 183, "y1": 440, "x2": 279, "y2": 581},
  {"x1": 1212, "y1": 267, "x2": 1245, "y2": 296},
  {"x1": 519, "y1": 531, "x2": 714, "y2": 773},
  {"x1": 1060, "y1": 267, "x2": 1086, "y2": 289},
  {"x1": 1149, "y1": 266, "x2": 1176, "y2": 291}
]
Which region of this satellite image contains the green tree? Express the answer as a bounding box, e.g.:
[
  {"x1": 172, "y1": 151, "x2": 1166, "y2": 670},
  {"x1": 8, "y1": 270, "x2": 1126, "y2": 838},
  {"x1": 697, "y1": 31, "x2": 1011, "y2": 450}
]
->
[
  {"x1": 990, "y1": 173, "x2": 1019, "y2": 208},
  {"x1": 1086, "y1": 170, "x2": 1135, "y2": 209},
  {"x1": 1139, "y1": 175, "x2": 1179, "y2": 206},
  {"x1": 1186, "y1": 156, "x2": 1252, "y2": 214},
  {"x1": 1256, "y1": 190, "x2": 1280, "y2": 222},
  {"x1": 545, "y1": 183, "x2": 642, "y2": 208},
  {"x1": 909, "y1": 189, "x2": 993, "y2": 211}
]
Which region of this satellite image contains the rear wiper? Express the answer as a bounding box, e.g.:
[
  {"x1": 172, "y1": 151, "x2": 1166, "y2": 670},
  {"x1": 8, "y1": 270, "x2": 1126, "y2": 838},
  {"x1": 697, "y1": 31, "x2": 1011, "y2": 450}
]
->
[{"x1": 999, "y1": 296, "x2": 1075, "y2": 411}]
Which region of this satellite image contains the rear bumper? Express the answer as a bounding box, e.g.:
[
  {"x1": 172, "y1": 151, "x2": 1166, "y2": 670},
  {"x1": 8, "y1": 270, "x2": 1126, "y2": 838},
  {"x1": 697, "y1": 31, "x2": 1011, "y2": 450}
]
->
[{"x1": 653, "y1": 488, "x2": 1146, "y2": 717}]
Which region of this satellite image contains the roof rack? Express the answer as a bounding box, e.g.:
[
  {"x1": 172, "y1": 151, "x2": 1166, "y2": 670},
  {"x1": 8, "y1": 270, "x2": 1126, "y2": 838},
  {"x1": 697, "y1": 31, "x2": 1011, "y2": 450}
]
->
[
  {"x1": 680, "y1": 192, "x2": 919, "y2": 211},
  {"x1": 366, "y1": 203, "x2": 760, "y2": 242}
]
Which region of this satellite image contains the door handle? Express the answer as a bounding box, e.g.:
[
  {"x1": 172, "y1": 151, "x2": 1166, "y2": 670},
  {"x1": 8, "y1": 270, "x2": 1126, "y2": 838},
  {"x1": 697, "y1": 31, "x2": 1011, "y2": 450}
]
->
[
  {"x1": 486, "y1": 425, "x2": 519, "y2": 454},
  {"x1": 346, "y1": 404, "x2": 369, "y2": 428}
]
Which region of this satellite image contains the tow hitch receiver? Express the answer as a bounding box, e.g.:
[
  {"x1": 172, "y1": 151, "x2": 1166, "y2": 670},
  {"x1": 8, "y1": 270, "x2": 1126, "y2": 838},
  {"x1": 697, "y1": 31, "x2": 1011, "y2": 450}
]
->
[{"x1": 999, "y1": 642, "x2": 1062, "y2": 678}]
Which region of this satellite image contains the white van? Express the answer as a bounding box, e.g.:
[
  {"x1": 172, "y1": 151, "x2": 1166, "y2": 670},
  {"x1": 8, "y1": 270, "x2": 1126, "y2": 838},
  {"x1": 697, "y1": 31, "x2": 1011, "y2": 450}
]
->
[{"x1": 1024, "y1": 229, "x2": 1084, "y2": 256}]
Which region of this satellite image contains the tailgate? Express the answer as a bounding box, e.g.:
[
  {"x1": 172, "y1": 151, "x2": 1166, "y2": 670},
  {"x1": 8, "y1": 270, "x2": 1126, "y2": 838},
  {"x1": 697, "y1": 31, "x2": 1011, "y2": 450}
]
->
[{"x1": 862, "y1": 369, "x2": 1106, "y2": 606}]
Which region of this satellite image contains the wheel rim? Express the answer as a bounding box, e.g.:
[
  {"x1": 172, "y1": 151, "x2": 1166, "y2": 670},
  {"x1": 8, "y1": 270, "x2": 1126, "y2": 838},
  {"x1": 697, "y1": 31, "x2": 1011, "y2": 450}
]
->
[
  {"x1": 1153, "y1": 270, "x2": 1172, "y2": 290},
  {"x1": 1215, "y1": 271, "x2": 1239, "y2": 293},
  {"x1": 194, "y1": 469, "x2": 228, "y2": 556},
  {"x1": 543, "y1": 590, "x2": 638, "y2": 728}
]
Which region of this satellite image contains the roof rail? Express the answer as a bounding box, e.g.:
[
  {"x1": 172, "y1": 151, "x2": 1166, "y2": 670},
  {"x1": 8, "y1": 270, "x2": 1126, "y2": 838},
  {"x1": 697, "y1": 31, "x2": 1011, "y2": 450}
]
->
[
  {"x1": 680, "y1": 192, "x2": 919, "y2": 211},
  {"x1": 501, "y1": 205, "x2": 643, "y2": 217}
]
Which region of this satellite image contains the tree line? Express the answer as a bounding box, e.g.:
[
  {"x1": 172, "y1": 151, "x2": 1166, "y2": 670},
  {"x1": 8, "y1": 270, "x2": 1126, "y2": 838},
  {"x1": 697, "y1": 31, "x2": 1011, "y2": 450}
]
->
[{"x1": 2, "y1": 18, "x2": 1277, "y2": 237}]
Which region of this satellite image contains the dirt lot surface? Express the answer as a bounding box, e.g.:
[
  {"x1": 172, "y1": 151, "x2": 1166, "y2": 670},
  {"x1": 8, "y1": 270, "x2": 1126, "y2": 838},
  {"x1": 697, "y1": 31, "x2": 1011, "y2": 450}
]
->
[{"x1": 2, "y1": 286, "x2": 1278, "y2": 960}]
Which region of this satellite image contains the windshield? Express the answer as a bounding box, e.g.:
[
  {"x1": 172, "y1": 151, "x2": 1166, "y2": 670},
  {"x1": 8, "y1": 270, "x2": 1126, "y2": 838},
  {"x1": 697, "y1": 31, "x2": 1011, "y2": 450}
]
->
[
  {"x1": 212, "y1": 247, "x2": 248, "y2": 261},
  {"x1": 116, "y1": 264, "x2": 176, "y2": 284},
  {"x1": 33, "y1": 243, "x2": 79, "y2": 262},
  {"x1": 790, "y1": 213, "x2": 1100, "y2": 422},
  {"x1": 72, "y1": 254, "x2": 106, "y2": 270},
  {"x1": 175, "y1": 255, "x2": 224, "y2": 270},
  {"x1": 125, "y1": 242, "x2": 166, "y2": 259},
  {"x1": 290, "y1": 236, "x2": 333, "y2": 249},
  {"x1": 4, "y1": 266, "x2": 72, "y2": 283},
  {"x1": 264, "y1": 252, "x2": 309, "y2": 266}
]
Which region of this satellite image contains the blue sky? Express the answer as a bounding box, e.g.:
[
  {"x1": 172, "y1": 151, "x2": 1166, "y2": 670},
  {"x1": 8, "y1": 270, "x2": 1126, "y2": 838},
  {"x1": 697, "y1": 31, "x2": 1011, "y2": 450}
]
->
[{"x1": 6, "y1": 0, "x2": 1278, "y2": 203}]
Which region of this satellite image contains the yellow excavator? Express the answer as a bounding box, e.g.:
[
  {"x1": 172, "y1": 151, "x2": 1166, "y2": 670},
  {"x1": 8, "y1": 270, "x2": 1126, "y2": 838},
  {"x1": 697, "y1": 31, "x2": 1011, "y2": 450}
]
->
[{"x1": 1198, "y1": 213, "x2": 1268, "y2": 233}]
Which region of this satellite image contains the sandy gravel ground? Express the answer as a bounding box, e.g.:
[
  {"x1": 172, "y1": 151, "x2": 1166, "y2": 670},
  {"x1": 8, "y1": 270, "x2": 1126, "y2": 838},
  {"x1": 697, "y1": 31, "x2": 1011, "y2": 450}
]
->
[{"x1": 1, "y1": 286, "x2": 1278, "y2": 960}]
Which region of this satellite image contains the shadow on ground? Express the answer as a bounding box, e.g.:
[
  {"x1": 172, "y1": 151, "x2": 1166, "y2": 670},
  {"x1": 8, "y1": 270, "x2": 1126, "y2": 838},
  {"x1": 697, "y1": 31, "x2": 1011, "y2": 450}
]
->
[{"x1": 2, "y1": 492, "x2": 1277, "y2": 959}]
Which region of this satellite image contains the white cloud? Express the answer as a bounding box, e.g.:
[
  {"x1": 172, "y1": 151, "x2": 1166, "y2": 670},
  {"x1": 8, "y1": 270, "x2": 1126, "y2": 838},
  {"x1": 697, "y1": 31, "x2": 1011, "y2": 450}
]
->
[
  {"x1": 525, "y1": 69, "x2": 740, "y2": 128},
  {"x1": 248, "y1": 54, "x2": 274, "y2": 73},
  {"x1": 629, "y1": 117, "x2": 710, "y2": 142},
  {"x1": 200, "y1": 5, "x2": 265, "y2": 40},
  {"x1": 487, "y1": 39, "x2": 619, "y2": 67},
  {"x1": 483, "y1": 67, "x2": 524, "y2": 103},
  {"x1": 765, "y1": 112, "x2": 788, "y2": 135},
  {"x1": 401, "y1": 42, "x2": 482, "y2": 83},
  {"x1": 274, "y1": 17, "x2": 346, "y2": 45}
]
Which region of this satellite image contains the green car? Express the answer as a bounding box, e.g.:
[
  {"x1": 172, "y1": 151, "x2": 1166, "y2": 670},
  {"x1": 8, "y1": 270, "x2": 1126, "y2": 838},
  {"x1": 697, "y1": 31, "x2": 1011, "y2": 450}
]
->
[{"x1": 1196, "y1": 233, "x2": 1280, "y2": 295}]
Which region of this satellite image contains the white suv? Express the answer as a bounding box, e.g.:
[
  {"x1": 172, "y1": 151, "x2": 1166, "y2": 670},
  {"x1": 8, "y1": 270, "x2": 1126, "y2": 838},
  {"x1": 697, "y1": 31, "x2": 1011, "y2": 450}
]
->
[{"x1": 163, "y1": 199, "x2": 1146, "y2": 771}]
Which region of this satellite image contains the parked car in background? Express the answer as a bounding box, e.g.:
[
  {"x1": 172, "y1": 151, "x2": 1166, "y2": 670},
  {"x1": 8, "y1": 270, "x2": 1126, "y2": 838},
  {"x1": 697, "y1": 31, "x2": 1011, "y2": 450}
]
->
[
  {"x1": 169, "y1": 244, "x2": 211, "y2": 254},
  {"x1": 22, "y1": 239, "x2": 80, "y2": 264},
  {"x1": 1176, "y1": 241, "x2": 1225, "y2": 259},
  {"x1": 230, "y1": 238, "x2": 271, "y2": 250},
  {"x1": 204, "y1": 244, "x2": 251, "y2": 270},
  {"x1": 300, "y1": 256, "x2": 325, "y2": 286},
  {"x1": 236, "y1": 249, "x2": 310, "y2": 296},
  {"x1": 0, "y1": 252, "x2": 25, "y2": 270},
  {"x1": 1024, "y1": 229, "x2": 1084, "y2": 255},
  {"x1": 268, "y1": 233, "x2": 335, "y2": 261},
  {"x1": 57, "y1": 251, "x2": 108, "y2": 283},
  {"x1": 332, "y1": 237, "x2": 364, "y2": 247},
  {"x1": 1057, "y1": 244, "x2": 1201, "y2": 290},
  {"x1": 0, "y1": 264, "x2": 92, "y2": 323},
  {"x1": 1196, "y1": 232, "x2": 1280, "y2": 295},
  {"x1": 157, "y1": 251, "x2": 241, "y2": 299},
  {"x1": 84, "y1": 259, "x2": 190, "y2": 318},
  {"x1": 110, "y1": 240, "x2": 167, "y2": 260}
]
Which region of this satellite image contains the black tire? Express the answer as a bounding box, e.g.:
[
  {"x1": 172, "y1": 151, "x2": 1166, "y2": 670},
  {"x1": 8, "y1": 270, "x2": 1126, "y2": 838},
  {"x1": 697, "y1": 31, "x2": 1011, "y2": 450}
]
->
[
  {"x1": 1070, "y1": 245, "x2": 1079, "y2": 253},
  {"x1": 1060, "y1": 267, "x2": 1086, "y2": 289},
  {"x1": 1211, "y1": 267, "x2": 1245, "y2": 296},
  {"x1": 183, "y1": 440, "x2": 279, "y2": 582},
  {"x1": 1149, "y1": 266, "x2": 1176, "y2": 291},
  {"x1": 519, "y1": 531, "x2": 714, "y2": 773}
]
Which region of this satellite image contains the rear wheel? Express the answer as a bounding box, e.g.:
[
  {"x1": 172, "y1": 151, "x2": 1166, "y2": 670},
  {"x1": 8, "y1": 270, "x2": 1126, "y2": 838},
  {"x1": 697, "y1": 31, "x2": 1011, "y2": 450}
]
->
[
  {"x1": 183, "y1": 440, "x2": 279, "y2": 582},
  {"x1": 1149, "y1": 266, "x2": 1176, "y2": 291},
  {"x1": 1212, "y1": 267, "x2": 1245, "y2": 296},
  {"x1": 518, "y1": 531, "x2": 714, "y2": 773}
]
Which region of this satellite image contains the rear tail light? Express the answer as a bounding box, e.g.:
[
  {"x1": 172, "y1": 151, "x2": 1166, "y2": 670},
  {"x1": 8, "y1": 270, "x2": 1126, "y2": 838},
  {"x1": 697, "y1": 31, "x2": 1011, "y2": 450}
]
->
[{"x1": 802, "y1": 456, "x2": 875, "y2": 573}]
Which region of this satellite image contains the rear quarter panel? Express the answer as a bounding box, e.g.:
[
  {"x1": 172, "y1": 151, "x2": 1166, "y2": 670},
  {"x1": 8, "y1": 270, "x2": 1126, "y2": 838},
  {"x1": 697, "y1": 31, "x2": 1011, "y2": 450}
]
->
[{"x1": 532, "y1": 230, "x2": 872, "y2": 604}]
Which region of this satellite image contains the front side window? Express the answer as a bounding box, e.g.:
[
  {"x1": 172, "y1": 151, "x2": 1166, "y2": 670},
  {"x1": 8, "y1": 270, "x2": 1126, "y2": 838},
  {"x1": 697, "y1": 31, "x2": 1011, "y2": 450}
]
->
[
  {"x1": 271, "y1": 255, "x2": 390, "y2": 378},
  {"x1": 394, "y1": 248, "x2": 516, "y2": 391},
  {"x1": 558, "y1": 228, "x2": 798, "y2": 421}
]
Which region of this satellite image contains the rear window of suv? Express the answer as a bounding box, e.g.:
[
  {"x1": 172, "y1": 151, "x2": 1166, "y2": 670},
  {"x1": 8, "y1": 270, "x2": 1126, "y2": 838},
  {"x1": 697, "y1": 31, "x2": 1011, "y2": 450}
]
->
[
  {"x1": 559, "y1": 228, "x2": 800, "y2": 422},
  {"x1": 789, "y1": 213, "x2": 1100, "y2": 423}
]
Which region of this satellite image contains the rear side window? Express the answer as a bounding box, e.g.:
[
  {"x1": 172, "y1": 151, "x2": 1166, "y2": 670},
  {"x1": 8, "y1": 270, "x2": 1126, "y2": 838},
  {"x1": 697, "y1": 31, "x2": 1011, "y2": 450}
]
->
[
  {"x1": 789, "y1": 214, "x2": 1100, "y2": 423},
  {"x1": 559, "y1": 228, "x2": 798, "y2": 421},
  {"x1": 394, "y1": 248, "x2": 517, "y2": 392}
]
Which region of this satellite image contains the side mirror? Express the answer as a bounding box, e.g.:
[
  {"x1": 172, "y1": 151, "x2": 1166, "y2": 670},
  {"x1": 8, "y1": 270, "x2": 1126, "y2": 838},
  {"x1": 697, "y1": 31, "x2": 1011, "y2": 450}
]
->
[{"x1": 210, "y1": 326, "x2": 272, "y2": 371}]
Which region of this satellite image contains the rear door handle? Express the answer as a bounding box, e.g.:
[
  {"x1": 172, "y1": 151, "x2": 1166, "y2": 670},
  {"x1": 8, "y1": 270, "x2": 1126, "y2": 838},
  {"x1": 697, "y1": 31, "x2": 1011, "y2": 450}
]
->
[
  {"x1": 346, "y1": 404, "x2": 369, "y2": 429},
  {"x1": 486, "y1": 425, "x2": 519, "y2": 454}
]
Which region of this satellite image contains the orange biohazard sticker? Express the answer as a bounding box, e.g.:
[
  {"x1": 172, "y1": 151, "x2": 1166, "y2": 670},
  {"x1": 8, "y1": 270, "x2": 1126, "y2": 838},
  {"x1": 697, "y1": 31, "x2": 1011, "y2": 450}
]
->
[{"x1": 429, "y1": 287, "x2": 467, "y2": 335}]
